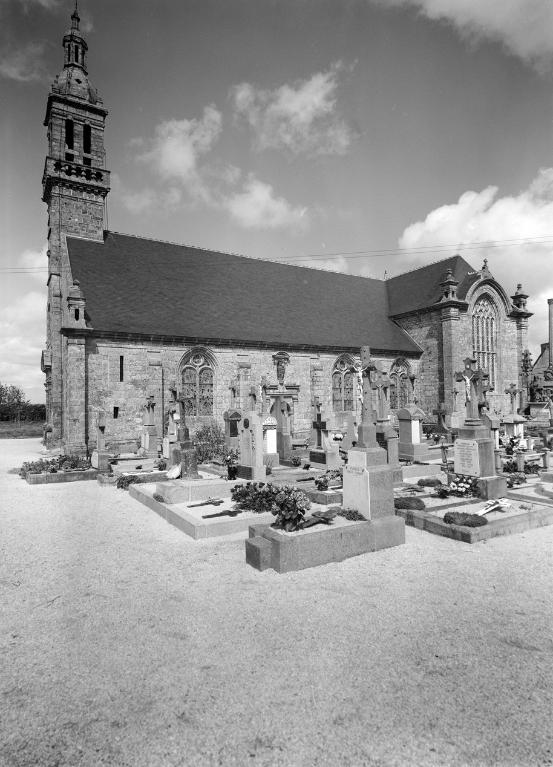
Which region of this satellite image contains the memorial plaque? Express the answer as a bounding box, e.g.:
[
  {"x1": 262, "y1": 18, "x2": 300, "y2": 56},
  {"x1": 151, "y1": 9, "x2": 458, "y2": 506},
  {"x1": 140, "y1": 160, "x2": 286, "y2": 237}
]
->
[
  {"x1": 348, "y1": 451, "x2": 367, "y2": 468},
  {"x1": 454, "y1": 439, "x2": 480, "y2": 477}
]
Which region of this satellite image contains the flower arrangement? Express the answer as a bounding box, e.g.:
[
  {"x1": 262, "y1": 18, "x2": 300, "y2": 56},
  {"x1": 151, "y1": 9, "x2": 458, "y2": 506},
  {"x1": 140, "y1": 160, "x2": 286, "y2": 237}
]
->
[
  {"x1": 506, "y1": 472, "x2": 527, "y2": 488},
  {"x1": 314, "y1": 468, "x2": 343, "y2": 491},
  {"x1": 433, "y1": 473, "x2": 478, "y2": 498},
  {"x1": 502, "y1": 459, "x2": 540, "y2": 475},
  {"x1": 19, "y1": 454, "x2": 91, "y2": 477},
  {"x1": 443, "y1": 511, "x2": 488, "y2": 527},
  {"x1": 230, "y1": 482, "x2": 311, "y2": 531},
  {"x1": 224, "y1": 449, "x2": 239, "y2": 480}
]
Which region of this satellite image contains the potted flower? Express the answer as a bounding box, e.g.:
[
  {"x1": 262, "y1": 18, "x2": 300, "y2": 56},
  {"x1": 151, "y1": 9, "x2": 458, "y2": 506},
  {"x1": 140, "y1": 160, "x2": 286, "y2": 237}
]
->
[{"x1": 224, "y1": 449, "x2": 239, "y2": 480}]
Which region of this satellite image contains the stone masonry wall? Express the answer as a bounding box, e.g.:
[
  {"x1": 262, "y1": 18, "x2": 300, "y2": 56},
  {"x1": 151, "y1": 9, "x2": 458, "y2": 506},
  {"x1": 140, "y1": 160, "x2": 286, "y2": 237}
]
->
[{"x1": 84, "y1": 339, "x2": 419, "y2": 450}]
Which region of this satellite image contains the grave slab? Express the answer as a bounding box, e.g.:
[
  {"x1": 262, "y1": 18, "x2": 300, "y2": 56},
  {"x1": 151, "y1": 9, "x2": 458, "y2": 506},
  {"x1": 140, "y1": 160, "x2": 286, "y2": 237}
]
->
[
  {"x1": 246, "y1": 516, "x2": 405, "y2": 573},
  {"x1": 396, "y1": 499, "x2": 553, "y2": 543},
  {"x1": 129, "y1": 484, "x2": 274, "y2": 540},
  {"x1": 154, "y1": 475, "x2": 241, "y2": 504}
]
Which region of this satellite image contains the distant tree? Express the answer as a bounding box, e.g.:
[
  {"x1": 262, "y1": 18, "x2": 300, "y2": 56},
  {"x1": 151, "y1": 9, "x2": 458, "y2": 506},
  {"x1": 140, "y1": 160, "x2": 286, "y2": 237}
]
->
[{"x1": 0, "y1": 383, "x2": 45, "y2": 422}]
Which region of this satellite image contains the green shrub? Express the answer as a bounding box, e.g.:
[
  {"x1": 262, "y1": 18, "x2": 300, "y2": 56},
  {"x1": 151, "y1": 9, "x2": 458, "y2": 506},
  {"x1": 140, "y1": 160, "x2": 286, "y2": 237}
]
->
[
  {"x1": 417, "y1": 477, "x2": 443, "y2": 487},
  {"x1": 443, "y1": 511, "x2": 488, "y2": 527},
  {"x1": 193, "y1": 421, "x2": 226, "y2": 463},
  {"x1": 394, "y1": 496, "x2": 426, "y2": 510},
  {"x1": 291, "y1": 456, "x2": 302, "y2": 466}
]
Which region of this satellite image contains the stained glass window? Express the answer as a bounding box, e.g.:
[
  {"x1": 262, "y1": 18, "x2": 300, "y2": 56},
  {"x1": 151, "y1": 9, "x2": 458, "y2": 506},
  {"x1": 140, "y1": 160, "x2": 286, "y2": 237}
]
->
[
  {"x1": 472, "y1": 297, "x2": 497, "y2": 387},
  {"x1": 181, "y1": 363, "x2": 214, "y2": 416},
  {"x1": 390, "y1": 360, "x2": 410, "y2": 410},
  {"x1": 332, "y1": 357, "x2": 356, "y2": 412}
]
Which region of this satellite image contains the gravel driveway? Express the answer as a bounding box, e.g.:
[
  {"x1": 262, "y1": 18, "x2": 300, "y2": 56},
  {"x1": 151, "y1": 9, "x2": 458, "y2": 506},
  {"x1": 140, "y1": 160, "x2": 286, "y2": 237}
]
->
[{"x1": 1, "y1": 439, "x2": 553, "y2": 767}]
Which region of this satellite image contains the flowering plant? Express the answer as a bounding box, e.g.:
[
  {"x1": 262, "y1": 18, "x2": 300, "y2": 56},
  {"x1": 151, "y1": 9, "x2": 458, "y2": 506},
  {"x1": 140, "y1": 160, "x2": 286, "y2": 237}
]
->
[
  {"x1": 434, "y1": 473, "x2": 478, "y2": 498},
  {"x1": 231, "y1": 482, "x2": 311, "y2": 531},
  {"x1": 314, "y1": 468, "x2": 343, "y2": 491}
]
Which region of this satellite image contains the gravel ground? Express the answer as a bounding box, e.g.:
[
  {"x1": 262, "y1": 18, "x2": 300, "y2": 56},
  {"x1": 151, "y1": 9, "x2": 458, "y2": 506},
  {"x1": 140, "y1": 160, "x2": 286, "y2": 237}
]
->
[{"x1": 1, "y1": 439, "x2": 553, "y2": 767}]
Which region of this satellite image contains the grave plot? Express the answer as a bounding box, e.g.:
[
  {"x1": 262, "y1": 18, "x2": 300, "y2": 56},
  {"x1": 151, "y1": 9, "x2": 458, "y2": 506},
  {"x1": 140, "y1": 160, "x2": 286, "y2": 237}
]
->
[
  {"x1": 129, "y1": 482, "x2": 275, "y2": 540},
  {"x1": 20, "y1": 455, "x2": 97, "y2": 484},
  {"x1": 394, "y1": 474, "x2": 553, "y2": 543}
]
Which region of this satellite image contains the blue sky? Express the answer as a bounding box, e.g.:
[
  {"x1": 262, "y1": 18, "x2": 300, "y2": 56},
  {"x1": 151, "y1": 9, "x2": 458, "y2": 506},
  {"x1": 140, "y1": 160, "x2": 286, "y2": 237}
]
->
[{"x1": 1, "y1": 0, "x2": 553, "y2": 403}]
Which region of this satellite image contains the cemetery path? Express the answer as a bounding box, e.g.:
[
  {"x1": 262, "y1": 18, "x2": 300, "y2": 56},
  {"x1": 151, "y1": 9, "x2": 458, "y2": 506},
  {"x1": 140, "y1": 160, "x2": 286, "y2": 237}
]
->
[{"x1": 1, "y1": 439, "x2": 553, "y2": 767}]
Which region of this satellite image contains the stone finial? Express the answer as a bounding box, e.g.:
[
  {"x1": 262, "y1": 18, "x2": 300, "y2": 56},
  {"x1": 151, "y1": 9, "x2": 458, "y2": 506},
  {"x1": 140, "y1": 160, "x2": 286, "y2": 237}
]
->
[
  {"x1": 481, "y1": 258, "x2": 491, "y2": 275},
  {"x1": 439, "y1": 267, "x2": 459, "y2": 302},
  {"x1": 511, "y1": 283, "x2": 529, "y2": 310}
]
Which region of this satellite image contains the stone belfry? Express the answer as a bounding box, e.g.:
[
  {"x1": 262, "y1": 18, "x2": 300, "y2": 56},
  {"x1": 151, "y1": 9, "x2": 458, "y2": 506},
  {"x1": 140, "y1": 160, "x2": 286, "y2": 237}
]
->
[{"x1": 42, "y1": 1, "x2": 110, "y2": 449}]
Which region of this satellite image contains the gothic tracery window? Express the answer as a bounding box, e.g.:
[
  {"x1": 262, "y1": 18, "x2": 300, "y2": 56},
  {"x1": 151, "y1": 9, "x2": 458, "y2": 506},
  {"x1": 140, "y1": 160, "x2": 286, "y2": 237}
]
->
[
  {"x1": 332, "y1": 356, "x2": 355, "y2": 412},
  {"x1": 472, "y1": 296, "x2": 497, "y2": 387},
  {"x1": 389, "y1": 359, "x2": 410, "y2": 410},
  {"x1": 181, "y1": 350, "x2": 214, "y2": 416}
]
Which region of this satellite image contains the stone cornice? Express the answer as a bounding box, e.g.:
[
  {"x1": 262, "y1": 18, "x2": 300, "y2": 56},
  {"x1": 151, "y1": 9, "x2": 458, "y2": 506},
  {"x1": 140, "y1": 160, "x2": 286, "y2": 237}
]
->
[{"x1": 68, "y1": 328, "x2": 422, "y2": 358}]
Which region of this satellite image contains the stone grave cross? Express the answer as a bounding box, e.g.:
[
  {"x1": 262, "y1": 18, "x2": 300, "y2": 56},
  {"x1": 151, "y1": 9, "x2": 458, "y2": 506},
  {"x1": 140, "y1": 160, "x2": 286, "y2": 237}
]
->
[
  {"x1": 175, "y1": 392, "x2": 192, "y2": 446},
  {"x1": 312, "y1": 398, "x2": 326, "y2": 449},
  {"x1": 357, "y1": 346, "x2": 379, "y2": 449},
  {"x1": 370, "y1": 364, "x2": 390, "y2": 422},
  {"x1": 455, "y1": 357, "x2": 489, "y2": 423},
  {"x1": 143, "y1": 395, "x2": 156, "y2": 426},
  {"x1": 432, "y1": 401, "x2": 450, "y2": 435},
  {"x1": 505, "y1": 383, "x2": 519, "y2": 414}
]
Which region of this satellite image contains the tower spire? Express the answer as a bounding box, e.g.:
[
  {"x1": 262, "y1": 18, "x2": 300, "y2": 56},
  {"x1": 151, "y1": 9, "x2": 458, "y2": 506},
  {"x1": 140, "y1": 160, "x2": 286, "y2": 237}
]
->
[{"x1": 71, "y1": 1, "x2": 80, "y2": 31}]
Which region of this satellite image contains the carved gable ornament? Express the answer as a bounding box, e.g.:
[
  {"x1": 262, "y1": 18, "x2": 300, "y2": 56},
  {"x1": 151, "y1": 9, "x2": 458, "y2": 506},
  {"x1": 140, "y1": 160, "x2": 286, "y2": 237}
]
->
[{"x1": 272, "y1": 351, "x2": 290, "y2": 386}]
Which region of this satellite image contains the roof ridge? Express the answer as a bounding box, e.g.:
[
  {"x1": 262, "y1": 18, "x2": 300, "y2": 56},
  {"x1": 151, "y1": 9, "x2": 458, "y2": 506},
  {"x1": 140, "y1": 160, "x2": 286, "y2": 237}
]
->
[
  {"x1": 105, "y1": 229, "x2": 385, "y2": 282},
  {"x1": 389, "y1": 253, "x2": 473, "y2": 279}
]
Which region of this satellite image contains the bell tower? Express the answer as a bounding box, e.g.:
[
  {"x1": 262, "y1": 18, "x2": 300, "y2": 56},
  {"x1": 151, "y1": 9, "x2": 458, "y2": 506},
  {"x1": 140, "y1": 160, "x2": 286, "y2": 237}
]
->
[{"x1": 42, "y1": 2, "x2": 110, "y2": 449}]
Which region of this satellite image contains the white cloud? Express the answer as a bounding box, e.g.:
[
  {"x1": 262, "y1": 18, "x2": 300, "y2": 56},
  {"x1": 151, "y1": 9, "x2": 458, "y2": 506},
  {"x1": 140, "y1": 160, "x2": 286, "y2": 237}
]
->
[
  {"x1": 376, "y1": 0, "x2": 553, "y2": 72},
  {"x1": 224, "y1": 177, "x2": 308, "y2": 230},
  {"x1": 20, "y1": 243, "x2": 48, "y2": 283},
  {"x1": 0, "y1": 41, "x2": 50, "y2": 82},
  {"x1": 139, "y1": 105, "x2": 222, "y2": 202},
  {"x1": 0, "y1": 290, "x2": 46, "y2": 403},
  {"x1": 398, "y1": 167, "x2": 553, "y2": 353},
  {"x1": 120, "y1": 186, "x2": 182, "y2": 215},
  {"x1": 231, "y1": 62, "x2": 354, "y2": 156}
]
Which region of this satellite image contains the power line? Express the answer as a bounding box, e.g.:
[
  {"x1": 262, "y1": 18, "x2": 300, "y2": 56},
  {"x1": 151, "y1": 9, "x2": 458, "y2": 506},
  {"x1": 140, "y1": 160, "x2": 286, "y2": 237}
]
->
[{"x1": 2, "y1": 233, "x2": 552, "y2": 273}]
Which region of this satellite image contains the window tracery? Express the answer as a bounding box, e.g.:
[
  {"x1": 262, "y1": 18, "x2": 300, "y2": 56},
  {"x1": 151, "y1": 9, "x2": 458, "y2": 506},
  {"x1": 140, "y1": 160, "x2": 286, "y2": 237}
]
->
[
  {"x1": 472, "y1": 296, "x2": 497, "y2": 387},
  {"x1": 180, "y1": 349, "x2": 215, "y2": 416},
  {"x1": 332, "y1": 356, "x2": 355, "y2": 412}
]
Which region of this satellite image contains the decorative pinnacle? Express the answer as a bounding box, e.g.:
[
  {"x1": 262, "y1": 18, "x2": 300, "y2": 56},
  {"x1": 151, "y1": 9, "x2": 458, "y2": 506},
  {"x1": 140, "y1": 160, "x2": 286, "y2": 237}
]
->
[{"x1": 71, "y1": 0, "x2": 80, "y2": 30}]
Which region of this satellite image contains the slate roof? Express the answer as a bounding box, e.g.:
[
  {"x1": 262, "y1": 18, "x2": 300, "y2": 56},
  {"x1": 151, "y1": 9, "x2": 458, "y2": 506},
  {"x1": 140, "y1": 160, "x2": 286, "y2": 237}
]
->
[
  {"x1": 67, "y1": 232, "x2": 424, "y2": 353},
  {"x1": 386, "y1": 254, "x2": 476, "y2": 316}
]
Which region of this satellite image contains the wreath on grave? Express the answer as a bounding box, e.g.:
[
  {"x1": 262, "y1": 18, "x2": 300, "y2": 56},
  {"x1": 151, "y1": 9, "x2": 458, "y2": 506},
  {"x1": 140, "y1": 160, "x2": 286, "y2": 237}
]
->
[{"x1": 230, "y1": 482, "x2": 311, "y2": 531}]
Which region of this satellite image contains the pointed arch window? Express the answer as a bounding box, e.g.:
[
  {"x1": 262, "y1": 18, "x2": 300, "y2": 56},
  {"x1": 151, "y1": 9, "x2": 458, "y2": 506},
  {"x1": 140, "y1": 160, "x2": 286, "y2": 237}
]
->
[
  {"x1": 180, "y1": 349, "x2": 215, "y2": 416},
  {"x1": 390, "y1": 359, "x2": 411, "y2": 410},
  {"x1": 332, "y1": 356, "x2": 355, "y2": 412},
  {"x1": 472, "y1": 296, "x2": 497, "y2": 387}
]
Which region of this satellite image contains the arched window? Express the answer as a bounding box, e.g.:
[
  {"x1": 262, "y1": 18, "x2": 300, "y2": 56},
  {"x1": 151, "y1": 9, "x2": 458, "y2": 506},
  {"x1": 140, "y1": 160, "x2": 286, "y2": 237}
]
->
[
  {"x1": 472, "y1": 296, "x2": 497, "y2": 387},
  {"x1": 180, "y1": 349, "x2": 215, "y2": 416},
  {"x1": 332, "y1": 356, "x2": 355, "y2": 412},
  {"x1": 389, "y1": 359, "x2": 410, "y2": 410}
]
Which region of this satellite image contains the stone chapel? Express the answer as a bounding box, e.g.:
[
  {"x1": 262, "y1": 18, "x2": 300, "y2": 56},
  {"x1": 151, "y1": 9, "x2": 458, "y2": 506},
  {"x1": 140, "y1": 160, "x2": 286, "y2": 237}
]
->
[{"x1": 41, "y1": 8, "x2": 533, "y2": 454}]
